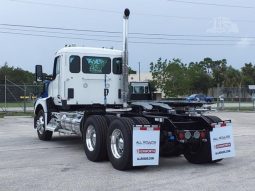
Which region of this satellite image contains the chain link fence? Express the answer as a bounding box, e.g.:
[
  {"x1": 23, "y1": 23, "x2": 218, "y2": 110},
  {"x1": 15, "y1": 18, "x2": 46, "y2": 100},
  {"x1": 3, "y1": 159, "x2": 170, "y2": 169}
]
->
[
  {"x1": 1, "y1": 77, "x2": 254, "y2": 112},
  {"x1": 208, "y1": 87, "x2": 255, "y2": 111},
  {"x1": 0, "y1": 78, "x2": 42, "y2": 113}
]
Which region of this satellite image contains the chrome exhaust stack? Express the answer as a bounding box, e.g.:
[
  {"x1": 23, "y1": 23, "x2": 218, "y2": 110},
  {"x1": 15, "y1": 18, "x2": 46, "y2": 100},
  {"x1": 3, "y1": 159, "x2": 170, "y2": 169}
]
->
[{"x1": 122, "y1": 8, "x2": 130, "y2": 108}]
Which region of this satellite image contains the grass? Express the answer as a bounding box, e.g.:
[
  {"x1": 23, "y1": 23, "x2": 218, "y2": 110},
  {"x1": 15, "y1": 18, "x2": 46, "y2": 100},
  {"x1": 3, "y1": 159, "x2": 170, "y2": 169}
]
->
[
  {"x1": 0, "y1": 102, "x2": 34, "y2": 108},
  {"x1": 0, "y1": 111, "x2": 34, "y2": 118},
  {"x1": 220, "y1": 107, "x2": 255, "y2": 112}
]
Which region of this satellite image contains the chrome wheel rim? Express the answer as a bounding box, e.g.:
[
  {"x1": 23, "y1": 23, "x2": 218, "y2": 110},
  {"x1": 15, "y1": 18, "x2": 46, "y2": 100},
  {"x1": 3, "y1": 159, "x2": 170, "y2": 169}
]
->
[
  {"x1": 36, "y1": 116, "x2": 45, "y2": 134},
  {"x1": 86, "y1": 125, "x2": 96, "y2": 151},
  {"x1": 111, "y1": 129, "x2": 124, "y2": 159}
]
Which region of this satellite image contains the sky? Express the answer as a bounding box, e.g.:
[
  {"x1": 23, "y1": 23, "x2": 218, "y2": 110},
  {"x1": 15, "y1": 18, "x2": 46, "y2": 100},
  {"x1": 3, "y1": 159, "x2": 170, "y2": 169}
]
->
[{"x1": 0, "y1": 0, "x2": 255, "y2": 74}]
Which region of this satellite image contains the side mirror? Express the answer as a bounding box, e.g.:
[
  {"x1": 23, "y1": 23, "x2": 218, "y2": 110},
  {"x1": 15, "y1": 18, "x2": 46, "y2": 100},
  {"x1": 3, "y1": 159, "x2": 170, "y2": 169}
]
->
[{"x1": 35, "y1": 65, "x2": 43, "y2": 82}]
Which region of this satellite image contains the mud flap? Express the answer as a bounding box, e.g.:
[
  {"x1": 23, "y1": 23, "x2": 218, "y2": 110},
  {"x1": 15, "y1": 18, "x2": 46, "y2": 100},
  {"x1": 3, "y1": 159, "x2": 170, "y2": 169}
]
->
[
  {"x1": 210, "y1": 121, "x2": 235, "y2": 160},
  {"x1": 132, "y1": 125, "x2": 160, "y2": 166}
]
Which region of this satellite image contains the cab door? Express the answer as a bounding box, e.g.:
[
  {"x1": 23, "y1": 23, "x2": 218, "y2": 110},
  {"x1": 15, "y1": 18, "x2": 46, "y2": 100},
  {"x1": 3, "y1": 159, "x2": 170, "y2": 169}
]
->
[
  {"x1": 51, "y1": 56, "x2": 62, "y2": 105},
  {"x1": 111, "y1": 57, "x2": 123, "y2": 104}
]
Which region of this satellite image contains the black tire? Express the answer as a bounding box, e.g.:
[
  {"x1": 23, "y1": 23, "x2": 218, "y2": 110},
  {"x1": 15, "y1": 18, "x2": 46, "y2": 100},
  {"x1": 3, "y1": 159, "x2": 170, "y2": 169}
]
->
[
  {"x1": 83, "y1": 115, "x2": 108, "y2": 162},
  {"x1": 132, "y1": 117, "x2": 150, "y2": 125},
  {"x1": 34, "y1": 110, "x2": 53, "y2": 141},
  {"x1": 103, "y1": 115, "x2": 119, "y2": 161},
  {"x1": 204, "y1": 115, "x2": 221, "y2": 123},
  {"x1": 104, "y1": 115, "x2": 118, "y2": 126},
  {"x1": 183, "y1": 115, "x2": 223, "y2": 164},
  {"x1": 131, "y1": 117, "x2": 150, "y2": 169},
  {"x1": 107, "y1": 117, "x2": 134, "y2": 171}
]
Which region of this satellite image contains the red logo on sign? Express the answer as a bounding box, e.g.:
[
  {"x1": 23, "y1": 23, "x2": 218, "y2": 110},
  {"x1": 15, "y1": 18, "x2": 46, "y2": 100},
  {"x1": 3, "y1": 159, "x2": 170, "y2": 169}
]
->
[
  {"x1": 216, "y1": 143, "x2": 231, "y2": 149},
  {"x1": 137, "y1": 149, "x2": 156, "y2": 154}
]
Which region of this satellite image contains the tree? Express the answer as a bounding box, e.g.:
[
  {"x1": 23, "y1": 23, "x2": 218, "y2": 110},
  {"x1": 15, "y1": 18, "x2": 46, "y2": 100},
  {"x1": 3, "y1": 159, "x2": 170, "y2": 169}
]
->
[
  {"x1": 199, "y1": 58, "x2": 227, "y2": 87},
  {"x1": 0, "y1": 62, "x2": 34, "y2": 84},
  {"x1": 224, "y1": 66, "x2": 241, "y2": 87},
  {"x1": 187, "y1": 62, "x2": 213, "y2": 94},
  {"x1": 150, "y1": 58, "x2": 189, "y2": 97},
  {"x1": 150, "y1": 58, "x2": 168, "y2": 94},
  {"x1": 128, "y1": 67, "x2": 136, "y2": 74},
  {"x1": 241, "y1": 63, "x2": 255, "y2": 86}
]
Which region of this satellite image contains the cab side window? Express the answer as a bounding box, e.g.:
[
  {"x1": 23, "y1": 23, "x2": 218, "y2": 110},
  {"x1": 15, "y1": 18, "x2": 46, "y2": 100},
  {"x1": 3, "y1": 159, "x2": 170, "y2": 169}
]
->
[
  {"x1": 53, "y1": 56, "x2": 60, "y2": 80},
  {"x1": 69, "y1": 55, "x2": 80, "y2": 73},
  {"x1": 113, "y1": 58, "x2": 122, "y2": 74}
]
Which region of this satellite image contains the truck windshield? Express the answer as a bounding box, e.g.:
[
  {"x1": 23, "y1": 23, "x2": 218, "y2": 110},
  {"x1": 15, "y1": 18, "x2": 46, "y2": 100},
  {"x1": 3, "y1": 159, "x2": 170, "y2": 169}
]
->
[
  {"x1": 133, "y1": 86, "x2": 145, "y2": 94},
  {"x1": 82, "y1": 56, "x2": 111, "y2": 74}
]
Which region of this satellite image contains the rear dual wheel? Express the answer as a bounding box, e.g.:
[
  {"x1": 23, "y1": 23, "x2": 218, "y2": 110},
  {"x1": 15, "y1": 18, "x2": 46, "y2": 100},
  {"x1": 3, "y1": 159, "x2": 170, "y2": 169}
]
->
[
  {"x1": 107, "y1": 117, "x2": 134, "y2": 170},
  {"x1": 83, "y1": 115, "x2": 150, "y2": 170},
  {"x1": 83, "y1": 115, "x2": 108, "y2": 161},
  {"x1": 107, "y1": 117, "x2": 149, "y2": 171}
]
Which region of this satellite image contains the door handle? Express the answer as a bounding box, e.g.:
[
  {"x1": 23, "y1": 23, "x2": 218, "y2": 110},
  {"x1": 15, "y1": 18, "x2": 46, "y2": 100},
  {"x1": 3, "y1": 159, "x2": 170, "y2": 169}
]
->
[{"x1": 104, "y1": 89, "x2": 109, "y2": 96}]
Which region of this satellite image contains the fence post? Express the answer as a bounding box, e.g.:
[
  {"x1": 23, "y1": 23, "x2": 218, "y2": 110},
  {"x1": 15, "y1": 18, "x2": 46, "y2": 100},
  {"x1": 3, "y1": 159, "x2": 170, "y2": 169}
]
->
[
  {"x1": 4, "y1": 75, "x2": 7, "y2": 112},
  {"x1": 24, "y1": 84, "x2": 27, "y2": 113},
  {"x1": 217, "y1": 83, "x2": 219, "y2": 110},
  {"x1": 238, "y1": 85, "x2": 241, "y2": 111}
]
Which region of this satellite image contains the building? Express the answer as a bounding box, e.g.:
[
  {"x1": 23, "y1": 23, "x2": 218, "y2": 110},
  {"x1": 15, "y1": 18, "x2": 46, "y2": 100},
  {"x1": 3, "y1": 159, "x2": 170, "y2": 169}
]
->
[{"x1": 128, "y1": 72, "x2": 152, "y2": 82}]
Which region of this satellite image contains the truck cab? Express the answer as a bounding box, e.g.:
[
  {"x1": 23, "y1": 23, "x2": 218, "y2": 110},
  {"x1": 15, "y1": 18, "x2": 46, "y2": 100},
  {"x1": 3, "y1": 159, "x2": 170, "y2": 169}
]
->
[
  {"x1": 129, "y1": 81, "x2": 153, "y2": 100},
  {"x1": 37, "y1": 46, "x2": 124, "y2": 109}
]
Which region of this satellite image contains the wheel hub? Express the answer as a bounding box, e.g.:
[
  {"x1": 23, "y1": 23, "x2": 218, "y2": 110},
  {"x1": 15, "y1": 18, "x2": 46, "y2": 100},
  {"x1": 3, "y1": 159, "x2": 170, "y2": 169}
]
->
[
  {"x1": 36, "y1": 116, "x2": 45, "y2": 134},
  {"x1": 86, "y1": 125, "x2": 96, "y2": 151},
  {"x1": 111, "y1": 129, "x2": 124, "y2": 159}
]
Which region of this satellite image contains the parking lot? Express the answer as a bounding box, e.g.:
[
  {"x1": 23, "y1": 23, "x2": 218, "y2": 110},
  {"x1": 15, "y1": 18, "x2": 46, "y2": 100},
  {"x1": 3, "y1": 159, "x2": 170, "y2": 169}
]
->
[{"x1": 0, "y1": 112, "x2": 254, "y2": 191}]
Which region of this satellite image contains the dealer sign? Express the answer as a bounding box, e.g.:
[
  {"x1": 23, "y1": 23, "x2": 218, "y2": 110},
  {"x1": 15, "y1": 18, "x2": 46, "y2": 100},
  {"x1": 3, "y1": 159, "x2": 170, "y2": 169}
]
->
[
  {"x1": 132, "y1": 125, "x2": 160, "y2": 166},
  {"x1": 210, "y1": 121, "x2": 235, "y2": 160}
]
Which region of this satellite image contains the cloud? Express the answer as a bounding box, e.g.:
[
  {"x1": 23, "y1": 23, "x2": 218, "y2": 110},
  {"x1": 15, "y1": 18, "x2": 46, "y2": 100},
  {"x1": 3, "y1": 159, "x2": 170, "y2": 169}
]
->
[
  {"x1": 236, "y1": 38, "x2": 253, "y2": 48},
  {"x1": 207, "y1": 17, "x2": 239, "y2": 34}
]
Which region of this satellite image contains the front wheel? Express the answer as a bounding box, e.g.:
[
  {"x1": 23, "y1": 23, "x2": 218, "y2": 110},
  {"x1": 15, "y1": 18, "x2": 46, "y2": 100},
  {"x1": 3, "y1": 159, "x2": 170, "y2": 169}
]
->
[{"x1": 34, "y1": 110, "x2": 52, "y2": 141}]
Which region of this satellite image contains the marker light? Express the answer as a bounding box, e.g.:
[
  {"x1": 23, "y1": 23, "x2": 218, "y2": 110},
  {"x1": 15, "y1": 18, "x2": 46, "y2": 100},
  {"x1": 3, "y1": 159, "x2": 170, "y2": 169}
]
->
[
  {"x1": 185, "y1": 131, "x2": 192, "y2": 139},
  {"x1": 193, "y1": 131, "x2": 200, "y2": 139}
]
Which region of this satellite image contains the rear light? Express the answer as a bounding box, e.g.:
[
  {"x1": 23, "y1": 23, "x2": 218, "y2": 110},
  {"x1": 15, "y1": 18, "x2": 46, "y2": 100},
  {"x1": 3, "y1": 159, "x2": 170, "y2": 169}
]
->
[
  {"x1": 211, "y1": 121, "x2": 229, "y2": 128},
  {"x1": 193, "y1": 131, "x2": 200, "y2": 139},
  {"x1": 178, "y1": 132, "x2": 185, "y2": 140},
  {"x1": 221, "y1": 121, "x2": 226, "y2": 127},
  {"x1": 200, "y1": 131, "x2": 206, "y2": 139},
  {"x1": 185, "y1": 131, "x2": 192, "y2": 139},
  {"x1": 177, "y1": 130, "x2": 207, "y2": 141}
]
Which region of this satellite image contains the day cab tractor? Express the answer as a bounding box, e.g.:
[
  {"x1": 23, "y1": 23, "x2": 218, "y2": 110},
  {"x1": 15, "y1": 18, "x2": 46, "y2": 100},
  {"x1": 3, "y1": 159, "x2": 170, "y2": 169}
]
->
[
  {"x1": 129, "y1": 81, "x2": 154, "y2": 101},
  {"x1": 33, "y1": 9, "x2": 235, "y2": 171}
]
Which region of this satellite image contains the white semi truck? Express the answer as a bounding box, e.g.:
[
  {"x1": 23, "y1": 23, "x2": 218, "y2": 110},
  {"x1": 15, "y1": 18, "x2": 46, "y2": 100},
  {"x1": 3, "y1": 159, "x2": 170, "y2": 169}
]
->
[{"x1": 34, "y1": 9, "x2": 235, "y2": 170}]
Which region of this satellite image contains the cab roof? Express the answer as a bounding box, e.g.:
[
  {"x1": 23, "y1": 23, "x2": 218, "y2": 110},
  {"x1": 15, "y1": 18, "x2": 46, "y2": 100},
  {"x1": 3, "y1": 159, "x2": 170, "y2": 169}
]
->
[{"x1": 56, "y1": 47, "x2": 123, "y2": 56}]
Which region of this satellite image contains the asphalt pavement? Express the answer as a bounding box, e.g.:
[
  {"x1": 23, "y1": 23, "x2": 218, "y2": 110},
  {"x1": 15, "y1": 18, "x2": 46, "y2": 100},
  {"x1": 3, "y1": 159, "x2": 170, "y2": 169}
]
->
[{"x1": 0, "y1": 112, "x2": 254, "y2": 191}]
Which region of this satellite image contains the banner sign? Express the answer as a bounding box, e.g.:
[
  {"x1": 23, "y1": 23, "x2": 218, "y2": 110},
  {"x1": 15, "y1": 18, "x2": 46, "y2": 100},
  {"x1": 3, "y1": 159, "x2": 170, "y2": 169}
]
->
[
  {"x1": 210, "y1": 122, "x2": 235, "y2": 160},
  {"x1": 133, "y1": 125, "x2": 160, "y2": 166}
]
